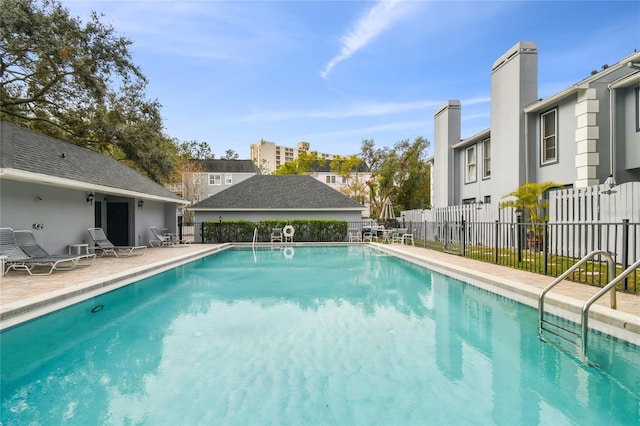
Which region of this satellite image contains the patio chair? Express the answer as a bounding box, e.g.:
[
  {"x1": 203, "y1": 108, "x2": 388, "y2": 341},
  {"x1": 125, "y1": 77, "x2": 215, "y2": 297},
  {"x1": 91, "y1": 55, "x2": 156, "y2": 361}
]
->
[
  {"x1": 401, "y1": 232, "x2": 415, "y2": 246},
  {"x1": 0, "y1": 228, "x2": 77, "y2": 275},
  {"x1": 391, "y1": 228, "x2": 408, "y2": 244},
  {"x1": 348, "y1": 228, "x2": 362, "y2": 242},
  {"x1": 88, "y1": 227, "x2": 147, "y2": 257},
  {"x1": 270, "y1": 228, "x2": 283, "y2": 243},
  {"x1": 14, "y1": 229, "x2": 96, "y2": 267},
  {"x1": 362, "y1": 229, "x2": 376, "y2": 242},
  {"x1": 149, "y1": 226, "x2": 190, "y2": 247}
]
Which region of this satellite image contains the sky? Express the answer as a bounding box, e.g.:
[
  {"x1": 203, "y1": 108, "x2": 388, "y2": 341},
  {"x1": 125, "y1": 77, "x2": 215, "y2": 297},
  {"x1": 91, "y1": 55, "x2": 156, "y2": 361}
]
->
[{"x1": 61, "y1": 0, "x2": 640, "y2": 159}]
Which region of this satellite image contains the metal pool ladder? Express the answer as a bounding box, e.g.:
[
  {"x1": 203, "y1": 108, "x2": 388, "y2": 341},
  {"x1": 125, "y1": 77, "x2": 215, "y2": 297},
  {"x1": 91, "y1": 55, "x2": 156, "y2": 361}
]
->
[{"x1": 539, "y1": 250, "x2": 640, "y2": 362}]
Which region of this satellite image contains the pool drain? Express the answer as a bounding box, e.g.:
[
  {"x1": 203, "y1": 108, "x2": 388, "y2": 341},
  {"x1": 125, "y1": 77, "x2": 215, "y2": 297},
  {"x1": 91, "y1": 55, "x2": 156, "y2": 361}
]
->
[{"x1": 90, "y1": 304, "x2": 104, "y2": 313}]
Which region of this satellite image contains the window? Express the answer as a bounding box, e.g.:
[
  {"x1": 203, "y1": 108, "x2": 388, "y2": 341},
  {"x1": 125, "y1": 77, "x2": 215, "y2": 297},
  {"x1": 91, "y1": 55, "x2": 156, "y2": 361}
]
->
[
  {"x1": 462, "y1": 198, "x2": 476, "y2": 205},
  {"x1": 465, "y1": 146, "x2": 476, "y2": 183},
  {"x1": 482, "y1": 139, "x2": 491, "y2": 179},
  {"x1": 484, "y1": 195, "x2": 491, "y2": 204},
  {"x1": 225, "y1": 174, "x2": 232, "y2": 185},
  {"x1": 341, "y1": 176, "x2": 347, "y2": 184},
  {"x1": 325, "y1": 175, "x2": 336, "y2": 184},
  {"x1": 208, "y1": 173, "x2": 221, "y2": 185},
  {"x1": 541, "y1": 109, "x2": 557, "y2": 164}
]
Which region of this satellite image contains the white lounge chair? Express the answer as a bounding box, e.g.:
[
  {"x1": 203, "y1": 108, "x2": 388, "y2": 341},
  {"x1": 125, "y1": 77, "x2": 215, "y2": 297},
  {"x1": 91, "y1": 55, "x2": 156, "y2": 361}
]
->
[
  {"x1": 0, "y1": 228, "x2": 77, "y2": 275},
  {"x1": 149, "y1": 226, "x2": 190, "y2": 247},
  {"x1": 88, "y1": 227, "x2": 147, "y2": 257},
  {"x1": 14, "y1": 229, "x2": 96, "y2": 267}
]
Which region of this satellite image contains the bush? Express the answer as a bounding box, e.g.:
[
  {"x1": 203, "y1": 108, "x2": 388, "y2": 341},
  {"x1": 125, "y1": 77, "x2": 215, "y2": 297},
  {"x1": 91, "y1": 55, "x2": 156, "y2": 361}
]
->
[{"x1": 202, "y1": 219, "x2": 349, "y2": 243}]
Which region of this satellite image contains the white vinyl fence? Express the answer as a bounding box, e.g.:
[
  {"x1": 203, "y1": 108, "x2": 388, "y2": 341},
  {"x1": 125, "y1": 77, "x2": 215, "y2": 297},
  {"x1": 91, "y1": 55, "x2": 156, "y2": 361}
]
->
[{"x1": 402, "y1": 181, "x2": 640, "y2": 264}]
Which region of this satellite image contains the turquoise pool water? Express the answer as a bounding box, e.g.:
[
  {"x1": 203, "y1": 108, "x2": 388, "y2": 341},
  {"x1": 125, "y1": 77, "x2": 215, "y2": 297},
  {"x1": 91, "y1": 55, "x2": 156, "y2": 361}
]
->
[{"x1": 1, "y1": 246, "x2": 638, "y2": 425}]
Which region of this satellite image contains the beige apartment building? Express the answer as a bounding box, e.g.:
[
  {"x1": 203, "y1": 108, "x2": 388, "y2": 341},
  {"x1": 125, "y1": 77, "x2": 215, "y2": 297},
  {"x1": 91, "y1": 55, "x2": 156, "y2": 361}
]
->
[{"x1": 250, "y1": 139, "x2": 339, "y2": 174}]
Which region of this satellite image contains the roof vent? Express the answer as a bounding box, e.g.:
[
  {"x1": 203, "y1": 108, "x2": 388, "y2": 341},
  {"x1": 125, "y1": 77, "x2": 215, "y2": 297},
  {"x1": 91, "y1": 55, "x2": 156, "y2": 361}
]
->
[
  {"x1": 602, "y1": 64, "x2": 609, "y2": 70},
  {"x1": 60, "y1": 153, "x2": 66, "y2": 159},
  {"x1": 590, "y1": 70, "x2": 598, "y2": 75}
]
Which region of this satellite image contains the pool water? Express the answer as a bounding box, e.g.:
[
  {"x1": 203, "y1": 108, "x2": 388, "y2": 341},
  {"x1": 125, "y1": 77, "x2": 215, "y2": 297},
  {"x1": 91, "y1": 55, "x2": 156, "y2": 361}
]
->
[{"x1": 1, "y1": 246, "x2": 638, "y2": 425}]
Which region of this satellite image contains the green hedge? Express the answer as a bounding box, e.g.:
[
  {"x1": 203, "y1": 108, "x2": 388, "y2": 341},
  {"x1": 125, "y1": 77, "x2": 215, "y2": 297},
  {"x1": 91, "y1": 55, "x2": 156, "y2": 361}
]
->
[{"x1": 201, "y1": 219, "x2": 349, "y2": 243}]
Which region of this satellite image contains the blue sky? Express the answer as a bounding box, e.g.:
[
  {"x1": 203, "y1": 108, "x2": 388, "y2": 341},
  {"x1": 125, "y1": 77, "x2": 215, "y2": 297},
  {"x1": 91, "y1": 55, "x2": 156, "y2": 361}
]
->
[{"x1": 62, "y1": 0, "x2": 639, "y2": 159}]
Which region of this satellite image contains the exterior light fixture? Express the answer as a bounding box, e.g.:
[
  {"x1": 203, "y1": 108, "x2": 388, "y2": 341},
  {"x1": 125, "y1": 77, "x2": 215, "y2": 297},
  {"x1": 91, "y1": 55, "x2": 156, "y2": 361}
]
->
[
  {"x1": 602, "y1": 175, "x2": 617, "y2": 195},
  {"x1": 87, "y1": 192, "x2": 95, "y2": 205},
  {"x1": 138, "y1": 200, "x2": 144, "y2": 209}
]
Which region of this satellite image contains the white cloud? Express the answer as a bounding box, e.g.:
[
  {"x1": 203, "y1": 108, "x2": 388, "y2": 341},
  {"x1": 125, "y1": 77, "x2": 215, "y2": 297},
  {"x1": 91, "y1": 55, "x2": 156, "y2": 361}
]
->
[
  {"x1": 243, "y1": 96, "x2": 490, "y2": 122},
  {"x1": 320, "y1": 0, "x2": 411, "y2": 79}
]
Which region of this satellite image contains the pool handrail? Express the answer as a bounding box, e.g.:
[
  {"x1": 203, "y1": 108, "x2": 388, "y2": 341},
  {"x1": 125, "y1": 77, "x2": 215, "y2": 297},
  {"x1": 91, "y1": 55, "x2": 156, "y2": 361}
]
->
[{"x1": 538, "y1": 249, "x2": 615, "y2": 362}]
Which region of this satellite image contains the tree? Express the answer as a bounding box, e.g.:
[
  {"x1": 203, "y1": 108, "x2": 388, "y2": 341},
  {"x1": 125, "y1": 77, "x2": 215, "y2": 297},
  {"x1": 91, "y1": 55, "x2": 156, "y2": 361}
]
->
[
  {"x1": 500, "y1": 181, "x2": 564, "y2": 242},
  {"x1": 274, "y1": 151, "x2": 326, "y2": 175},
  {"x1": 360, "y1": 137, "x2": 431, "y2": 217},
  {"x1": 177, "y1": 140, "x2": 214, "y2": 160},
  {"x1": 329, "y1": 155, "x2": 368, "y2": 204},
  {"x1": 223, "y1": 149, "x2": 239, "y2": 160},
  {"x1": 176, "y1": 160, "x2": 205, "y2": 223},
  {"x1": 394, "y1": 137, "x2": 431, "y2": 210},
  {"x1": 1, "y1": 0, "x2": 177, "y2": 183}
]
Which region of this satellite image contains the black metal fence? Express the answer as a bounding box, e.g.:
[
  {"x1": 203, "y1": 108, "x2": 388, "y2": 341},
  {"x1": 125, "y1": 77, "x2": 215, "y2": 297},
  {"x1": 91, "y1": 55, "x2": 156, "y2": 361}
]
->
[
  {"x1": 412, "y1": 219, "x2": 639, "y2": 294},
  {"x1": 179, "y1": 219, "x2": 639, "y2": 294}
]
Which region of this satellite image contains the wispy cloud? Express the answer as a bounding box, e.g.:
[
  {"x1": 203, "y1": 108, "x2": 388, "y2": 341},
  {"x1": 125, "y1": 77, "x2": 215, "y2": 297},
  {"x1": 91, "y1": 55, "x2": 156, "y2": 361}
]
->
[
  {"x1": 320, "y1": 0, "x2": 411, "y2": 79},
  {"x1": 243, "y1": 97, "x2": 490, "y2": 122},
  {"x1": 306, "y1": 120, "x2": 430, "y2": 140}
]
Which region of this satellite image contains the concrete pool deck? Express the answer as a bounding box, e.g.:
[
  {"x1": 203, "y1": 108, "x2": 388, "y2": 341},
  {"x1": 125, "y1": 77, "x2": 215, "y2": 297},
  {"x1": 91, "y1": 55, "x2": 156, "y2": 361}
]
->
[{"x1": 1, "y1": 243, "x2": 638, "y2": 345}]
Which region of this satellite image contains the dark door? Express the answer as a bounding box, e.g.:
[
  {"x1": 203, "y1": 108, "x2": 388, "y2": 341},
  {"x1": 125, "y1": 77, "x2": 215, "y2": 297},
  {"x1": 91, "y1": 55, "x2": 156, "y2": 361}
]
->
[
  {"x1": 106, "y1": 202, "x2": 129, "y2": 245},
  {"x1": 94, "y1": 201, "x2": 102, "y2": 229}
]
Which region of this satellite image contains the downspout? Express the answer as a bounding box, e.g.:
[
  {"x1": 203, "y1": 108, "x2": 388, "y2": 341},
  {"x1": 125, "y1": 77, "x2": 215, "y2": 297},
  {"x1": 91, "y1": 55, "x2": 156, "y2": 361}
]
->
[
  {"x1": 608, "y1": 83, "x2": 616, "y2": 181},
  {"x1": 524, "y1": 111, "x2": 529, "y2": 184}
]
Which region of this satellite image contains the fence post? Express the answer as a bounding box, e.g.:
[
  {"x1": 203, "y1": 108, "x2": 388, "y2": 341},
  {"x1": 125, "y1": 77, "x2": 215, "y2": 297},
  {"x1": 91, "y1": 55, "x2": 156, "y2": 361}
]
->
[
  {"x1": 461, "y1": 217, "x2": 466, "y2": 257},
  {"x1": 201, "y1": 222, "x2": 206, "y2": 243},
  {"x1": 178, "y1": 215, "x2": 183, "y2": 241},
  {"x1": 423, "y1": 220, "x2": 427, "y2": 248},
  {"x1": 517, "y1": 214, "x2": 523, "y2": 263},
  {"x1": 543, "y1": 220, "x2": 548, "y2": 275},
  {"x1": 494, "y1": 220, "x2": 499, "y2": 264},
  {"x1": 621, "y1": 219, "x2": 629, "y2": 291}
]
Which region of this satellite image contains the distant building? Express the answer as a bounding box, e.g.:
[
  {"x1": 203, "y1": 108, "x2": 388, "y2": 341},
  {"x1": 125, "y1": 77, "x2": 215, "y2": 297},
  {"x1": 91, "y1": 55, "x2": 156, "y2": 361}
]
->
[
  {"x1": 250, "y1": 139, "x2": 340, "y2": 174},
  {"x1": 181, "y1": 159, "x2": 261, "y2": 203},
  {"x1": 311, "y1": 160, "x2": 371, "y2": 218}
]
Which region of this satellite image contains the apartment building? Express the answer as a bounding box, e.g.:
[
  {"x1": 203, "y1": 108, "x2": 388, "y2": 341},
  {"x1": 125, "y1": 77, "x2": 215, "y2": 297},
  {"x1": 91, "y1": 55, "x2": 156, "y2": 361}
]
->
[
  {"x1": 429, "y1": 41, "x2": 640, "y2": 208},
  {"x1": 250, "y1": 139, "x2": 339, "y2": 174}
]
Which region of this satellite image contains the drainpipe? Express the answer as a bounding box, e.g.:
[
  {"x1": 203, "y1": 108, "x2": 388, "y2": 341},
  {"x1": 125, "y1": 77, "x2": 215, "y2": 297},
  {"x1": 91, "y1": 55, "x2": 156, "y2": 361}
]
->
[
  {"x1": 524, "y1": 111, "x2": 529, "y2": 184},
  {"x1": 608, "y1": 83, "x2": 616, "y2": 182}
]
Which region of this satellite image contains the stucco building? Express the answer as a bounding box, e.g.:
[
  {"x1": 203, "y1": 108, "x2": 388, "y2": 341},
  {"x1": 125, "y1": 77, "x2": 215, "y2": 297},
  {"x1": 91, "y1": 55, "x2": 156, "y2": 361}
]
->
[{"x1": 429, "y1": 41, "x2": 640, "y2": 208}]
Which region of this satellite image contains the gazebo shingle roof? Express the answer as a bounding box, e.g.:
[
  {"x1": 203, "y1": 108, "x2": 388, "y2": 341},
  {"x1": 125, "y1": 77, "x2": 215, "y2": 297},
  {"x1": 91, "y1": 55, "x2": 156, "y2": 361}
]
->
[{"x1": 190, "y1": 175, "x2": 364, "y2": 210}]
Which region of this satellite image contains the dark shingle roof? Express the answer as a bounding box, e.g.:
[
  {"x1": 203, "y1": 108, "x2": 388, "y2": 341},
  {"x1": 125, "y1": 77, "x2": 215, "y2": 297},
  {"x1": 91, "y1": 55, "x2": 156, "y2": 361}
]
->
[
  {"x1": 0, "y1": 121, "x2": 183, "y2": 201},
  {"x1": 190, "y1": 175, "x2": 364, "y2": 210},
  {"x1": 190, "y1": 159, "x2": 261, "y2": 174}
]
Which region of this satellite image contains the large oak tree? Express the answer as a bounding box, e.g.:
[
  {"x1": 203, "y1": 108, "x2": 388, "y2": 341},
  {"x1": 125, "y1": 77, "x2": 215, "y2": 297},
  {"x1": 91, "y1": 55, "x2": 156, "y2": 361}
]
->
[{"x1": 1, "y1": 0, "x2": 177, "y2": 183}]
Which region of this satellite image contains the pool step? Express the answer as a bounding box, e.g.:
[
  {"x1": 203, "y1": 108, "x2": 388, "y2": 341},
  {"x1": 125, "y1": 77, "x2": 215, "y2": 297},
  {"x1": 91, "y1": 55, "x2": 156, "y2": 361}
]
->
[{"x1": 540, "y1": 318, "x2": 582, "y2": 354}]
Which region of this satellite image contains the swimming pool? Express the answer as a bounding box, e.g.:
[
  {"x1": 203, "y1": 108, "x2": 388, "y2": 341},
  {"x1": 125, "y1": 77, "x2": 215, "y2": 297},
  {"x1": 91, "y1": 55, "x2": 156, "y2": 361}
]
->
[{"x1": 1, "y1": 246, "x2": 638, "y2": 425}]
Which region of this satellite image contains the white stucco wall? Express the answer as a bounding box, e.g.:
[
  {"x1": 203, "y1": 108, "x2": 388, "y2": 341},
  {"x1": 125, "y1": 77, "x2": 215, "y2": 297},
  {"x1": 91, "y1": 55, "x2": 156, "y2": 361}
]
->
[
  {"x1": 1, "y1": 180, "x2": 181, "y2": 253},
  {"x1": 0, "y1": 180, "x2": 94, "y2": 254}
]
